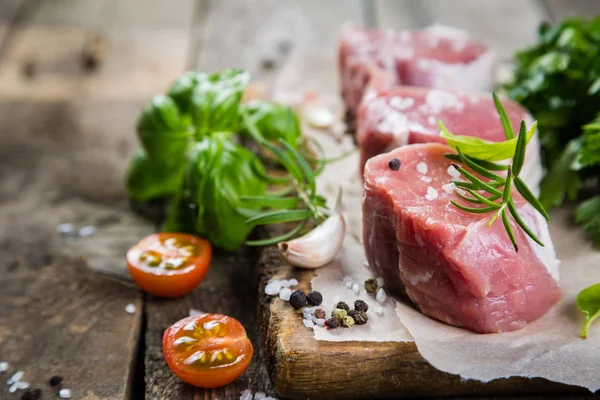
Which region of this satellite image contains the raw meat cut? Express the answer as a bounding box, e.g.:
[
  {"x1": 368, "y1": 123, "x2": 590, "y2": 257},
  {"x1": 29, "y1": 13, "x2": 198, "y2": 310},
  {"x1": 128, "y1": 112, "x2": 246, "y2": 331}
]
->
[
  {"x1": 339, "y1": 24, "x2": 496, "y2": 116},
  {"x1": 357, "y1": 87, "x2": 543, "y2": 193},
  {"x1": 362, "y1": 143, "x2": 561, "y2": 333}
]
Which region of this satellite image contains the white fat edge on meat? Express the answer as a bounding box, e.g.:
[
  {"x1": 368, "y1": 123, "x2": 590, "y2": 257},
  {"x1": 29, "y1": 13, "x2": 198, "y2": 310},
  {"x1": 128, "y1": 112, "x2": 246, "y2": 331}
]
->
[
  {"x1": 426, "y1": 49, "x2": 497, "y2": 94},
  {"x1": 519, "y1": 203, "x2": 560, "y2": 282}
]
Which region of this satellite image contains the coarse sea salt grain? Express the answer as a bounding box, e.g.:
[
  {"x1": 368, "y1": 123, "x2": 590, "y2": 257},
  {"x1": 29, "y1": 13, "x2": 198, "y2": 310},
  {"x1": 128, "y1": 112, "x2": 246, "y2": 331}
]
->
[
  {"x1": 416, "y1": 162, "x2": 428, "y2": 174},
  {"x1": 7, "y1": 371, "x2": 23, "y2": 384},
  {"x1": 264, "y1": 281, "x2": 281, "y2": 296},
  {"x1": 59, "y1": 388, "x2": 72, "y2": 399},
  {"x1": 376, "y1": 277, "x2": 384, "y2": 287},
  {"x1": 374, "y1": 306, "x2": 384, "y2": 315},
  {"x1": 343, "y1": 276, "x2": 353, "y2": 289},
  {"x1": 428, "y1": 115, "x2": 437, "y2": 126},
  {"x1": 254, "y1": 391, "x2": 266, "y2": 400},
  {"x1": 240, "y1": 388, "x2": 253, "y2": 400},
  {"x1": 352, "y1": 283, "x2": 360, "y2": 295},
  {"x1": 280, "y1": 280, "x2": 291, "y2": 288},
  {"x1": 376, "y1": 289, "x2": 387, "y2": 304},
  {"x1": 420, "y1": 176, "x2": 432, "y2": 183},
  {"x1": 302, "y1": 307, "x2": 317, "y2": 320},
  {"x1": 78, "y1": 225, "x2": 97, "y2": 237},
  {"x1": 287, "y1": 278, "x2": 298, "y2": 287},
  {"x1": 303, "y1": 319, "x2": 315, "y2": 328},
  {"x1": 56, "y1": 223, "x2": 75, "y2": 234},
  {"x1": 442, "y1": 182, "x2": 456, "y2": 194},
  {"x1": 447, "y1": 165, "x2": 461, "y2": 179},
  {"x1": 0, "y1": 361, "x2": 7, "y2": 372},
  {"x1": 389, "y1": 96, "x2": 415, "y2": 110},
  {"x1": 425, "y1": 187, "x2": 439, "y2": 201},
  {"x1": 125, "y1": 303, "x2": 136, "y2": 314},
  {"x1": 279, "y1": 287, "x2": 292, "y2": 301}
]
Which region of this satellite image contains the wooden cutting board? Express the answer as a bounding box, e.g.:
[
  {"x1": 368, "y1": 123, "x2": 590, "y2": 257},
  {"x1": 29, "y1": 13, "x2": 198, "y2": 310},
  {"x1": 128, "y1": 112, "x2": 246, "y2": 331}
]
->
[
  {"x1": 255, "y1": 52, "x2": 591, "y2": 400},
  {"x1": 257, "y1": 246, "x2": 588, "y2": 400}
]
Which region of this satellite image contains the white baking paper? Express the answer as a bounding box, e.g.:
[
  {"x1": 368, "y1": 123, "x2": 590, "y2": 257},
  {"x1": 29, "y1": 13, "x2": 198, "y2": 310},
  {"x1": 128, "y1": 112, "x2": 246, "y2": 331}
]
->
[{"x1": 273, "y1": 50, "x2": 600, "y2": 393}]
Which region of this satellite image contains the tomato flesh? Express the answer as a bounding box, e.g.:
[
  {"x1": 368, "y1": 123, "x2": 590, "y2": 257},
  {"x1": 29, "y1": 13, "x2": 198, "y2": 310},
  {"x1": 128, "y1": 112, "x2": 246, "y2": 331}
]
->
[
  {"x1": 126, "y1": 233, "x2": 212, "y2": 298},
  {"x1": 163, "y1": 314, "x2": 253, "y2": 388}
]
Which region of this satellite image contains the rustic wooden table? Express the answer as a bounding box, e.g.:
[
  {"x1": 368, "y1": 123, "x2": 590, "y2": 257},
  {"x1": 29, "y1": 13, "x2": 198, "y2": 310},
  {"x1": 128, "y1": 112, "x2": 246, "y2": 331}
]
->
[{"x1": 1, "y1": 1, "x2": 599, "y2": 399}]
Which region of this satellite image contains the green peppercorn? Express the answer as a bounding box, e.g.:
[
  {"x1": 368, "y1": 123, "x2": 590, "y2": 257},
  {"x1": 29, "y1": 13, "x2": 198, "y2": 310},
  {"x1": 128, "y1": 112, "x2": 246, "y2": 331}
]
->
[
  {"x1": 364, "y1": 278, "x2": 378, "y2": 293},
  {"x1": 336, "y1": 301, "x2": 349, "y2": 311},
  {"x1": 313, "y1": 308, "x2": 326, "y2": 320},
  {"x1": 306, "y1": 290, "x2": 323, "y2": 306},
  {"x1": 349, "y1": 310, "x2": 368, "y2": 325},
  {"x1": 331, "y1": 308, "x2": 347, "y2": 321},
  {"x1": 354, "y1": 300, "x2": 369, "y2": 312},
  {"x1": 289, "y1": 290, "x2": 307, "y2": 309},
  {"x1": 342, "y1": 315, "x2": 355, "y2": 327},
  {"x1": 325, "y1": 317, "x2": 340, "y2": 329}
]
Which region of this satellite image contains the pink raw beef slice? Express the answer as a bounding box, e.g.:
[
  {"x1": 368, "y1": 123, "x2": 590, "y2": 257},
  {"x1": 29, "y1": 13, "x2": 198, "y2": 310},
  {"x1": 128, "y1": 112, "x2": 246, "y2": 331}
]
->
[
  {"x1": 363, "y1": 143, "x2": 561, "y2": 333},
  {"x1": 339, "y1": 24, "x2": 496, "y2": 116},
  {"x1": 357, "y1": 87, "x2": 543, "y2": 193}
]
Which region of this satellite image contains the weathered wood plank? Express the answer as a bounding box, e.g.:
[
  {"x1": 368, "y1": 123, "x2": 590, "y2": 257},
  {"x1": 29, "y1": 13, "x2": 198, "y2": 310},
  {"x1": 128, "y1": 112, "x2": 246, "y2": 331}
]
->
[
  {"x1": 143, "y1": 1, "x2": 363, "y2": 399},
  {"x1": 544, "y1": 0, "x2": 600, "y2": 21}
]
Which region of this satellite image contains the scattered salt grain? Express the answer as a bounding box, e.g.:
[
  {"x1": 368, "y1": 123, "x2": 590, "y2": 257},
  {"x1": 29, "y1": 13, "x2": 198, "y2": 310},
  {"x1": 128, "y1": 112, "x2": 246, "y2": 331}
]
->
[
  {"x1": 331, "y1": 295, "x2": 341, "y2": 305},
  {"x1": 376, "y1": 288, "x2": 387, "y2": 304},
  {"x1": 447, "y1": 165, "x2": 461, "y2": 179},
  {"x1": 59, "y1": 388, "x2": 72, "y2": 399},
  {"x1": 420, "y1": 176, "x2": 432, "y2": 183},
  {"x1": 302, "y1": 307, "x2": 317, "y2": 320},
  {"x1": 78, "y1": 225, "x2": 97, "y2": 237},
  {"x1": 416, "y1": 162, "x2": 428, "y2": 175},
  {"x1": 442, "y1": 182, "x2": 456, "y2": 194},
  {"x1": 342, "y1": 276, "x2": 353, "y2": 289},
  {"x1": 7, "y1": 371, "x2": 23, "y2": 385},
  {"x1": 125, "y1": 303, "x2": 136, "y2": 314},
  {"x1": 303, "y1": 319, "x2": 315, "y2": 328},
  {"x1": 374, "y1": 306, "x2": 384, "y2": 315},
  {"x1": 389, "y1": 96, "x2": 415, "y2": 110},
  {"x1": 8, "y1": 383, "x2": 18, "y2": 393},
  {"x1": 254, "y1": 392, "x2": 266, "y2": 400},
  {"x1": 0, "y1": 361, "x2": 7, "y2": 372},
  {"x1": 315, "y1": 318, "x2": 326, "y2": 327},
  {"x1": 376, "y1": 277, "x2": 384, "y2": 288},
  {"x1": 15, "y1": 381, "x2": 29, "y2": 390},
  {"x1": 287, "y1": 278, "x2": 299, "y2": 287},
  {"x1": 240, "y1": 388, "x2": 253, "y2": 400},
  {"x1": 352, "y1": 283, "x2": 360, "y2": 295},
  {"x1": 264, "y1": 281, "x2": 282, "y2": 296},
  {"x1": 279, "y1": 287, "x2": 292, "y2": 301},
  {"x1": 189, "y1": 309, "x2": 205, "y2": 317},
  {"x1": 280, "y1": 280, "x2": 291, "y2": 288},
  {"x1": 56, "y1": 223, "x2": 75, "y2": 234},
  {"x1": 428, "y1": 115, "x2": 437, "y2": 126},
  {"x1": 425, "y1": 187, "x2": 439, "y2": 201}
]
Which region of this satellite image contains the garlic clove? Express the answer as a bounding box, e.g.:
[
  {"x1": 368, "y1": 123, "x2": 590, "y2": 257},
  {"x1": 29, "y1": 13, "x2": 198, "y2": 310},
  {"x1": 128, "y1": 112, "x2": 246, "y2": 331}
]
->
[{"x1": 278, "y1": 213, "x2": 345, "y2": 269}]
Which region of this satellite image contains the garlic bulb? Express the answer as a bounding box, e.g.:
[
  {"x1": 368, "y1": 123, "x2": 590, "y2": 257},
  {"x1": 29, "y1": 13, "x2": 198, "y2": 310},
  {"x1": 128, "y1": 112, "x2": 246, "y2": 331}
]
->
[{"x1": 277, "y1": 213, "x2": 345, "y2": 269}]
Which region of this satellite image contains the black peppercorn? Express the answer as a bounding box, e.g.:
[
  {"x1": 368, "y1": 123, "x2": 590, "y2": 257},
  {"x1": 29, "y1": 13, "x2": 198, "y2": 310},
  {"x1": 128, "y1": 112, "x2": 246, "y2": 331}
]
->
[
  {"x1": 336, "y1": 301, "x2": 349, "y2": 311},
  {"x1": 388, "y1": 158, "x2": 401, "y2": 170},
  {"x1": 306, "y1": 290, "x2": 323, "y2": 306},
  {"x1": 289, "y1": 290, "x2": 307, "y2": 309},
  {"x1": 354, "y1": 300, "x2": 369, "y2": 312},
  {"x1": 349, "y1": 310, "x2": 368, "y2": 325},
  {"x1": 325, "y1": 317, "x2": 340, "y2": 329},
  {"x1": 313, "y1": 308, "x2": 326, "y2": 319},
  {"x1": 49, "y1": 375, "x2": 63, "y2": 386},
  {"x1": 364, "y1": 278, "x2": 378, "y2": 293},
  {"x1": 21, "y1": 388, "x2": 42, "y2": 400}
]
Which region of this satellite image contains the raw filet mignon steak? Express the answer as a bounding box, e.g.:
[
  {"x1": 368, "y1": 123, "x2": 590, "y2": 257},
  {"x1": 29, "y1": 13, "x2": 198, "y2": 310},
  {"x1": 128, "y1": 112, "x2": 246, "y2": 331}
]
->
[
  {"x1": 362, "y1": 143, "x2": 561, "y2": 333},
  {"x1": 357, "y1": 87, "x2": 543, "y2": 193},
  {"x1": 339, "y1": 24, "x2": 495, "y2": 116}
]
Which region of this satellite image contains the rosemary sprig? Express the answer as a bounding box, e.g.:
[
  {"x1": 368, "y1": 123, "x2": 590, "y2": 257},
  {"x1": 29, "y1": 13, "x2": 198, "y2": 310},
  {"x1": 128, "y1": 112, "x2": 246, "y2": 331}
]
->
[
  {"x1": 445, "y1": 93, "x2": 550, "y2": 252},
  {"x1": 240, "y1": 110, "x2": 331, "y2": 246}
]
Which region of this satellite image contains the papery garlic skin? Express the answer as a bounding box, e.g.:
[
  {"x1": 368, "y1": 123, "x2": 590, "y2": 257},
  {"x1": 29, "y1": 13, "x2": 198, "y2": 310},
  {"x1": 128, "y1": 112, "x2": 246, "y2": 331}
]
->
[{"x1": 277, "y1": 214, "x2": 345, "y2": 269}]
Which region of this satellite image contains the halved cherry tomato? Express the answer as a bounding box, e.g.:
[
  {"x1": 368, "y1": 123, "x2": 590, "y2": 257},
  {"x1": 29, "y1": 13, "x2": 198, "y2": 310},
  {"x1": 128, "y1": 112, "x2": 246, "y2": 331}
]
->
[
  {"x1": 163, "y1": 314, "x2": 253, "y2": 388},
  {"x1": 126, "y1": 233, "x2": 212, "y2": 298}
]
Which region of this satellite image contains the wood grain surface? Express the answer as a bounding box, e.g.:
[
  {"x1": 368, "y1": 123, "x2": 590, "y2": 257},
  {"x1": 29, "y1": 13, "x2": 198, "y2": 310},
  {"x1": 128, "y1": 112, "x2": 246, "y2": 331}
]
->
[{"x1": 0, "y1": 1, "x2": 598, "y2": 399}]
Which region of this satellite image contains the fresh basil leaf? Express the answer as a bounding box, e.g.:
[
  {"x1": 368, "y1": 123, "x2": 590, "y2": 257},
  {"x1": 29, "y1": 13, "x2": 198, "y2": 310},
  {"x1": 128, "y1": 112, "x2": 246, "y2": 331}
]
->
[
  {"x1": 577, "y1": 283, "x2": 600, "y2": 339},
  {"x1": 240, "y1": 100, "x2": 302, "y2": 147},
  {"x1": 190, "y1": 69, "x2": 250, "y2": 137},
  {"x1": 136, "y1": 94, "x2": 191, "y2": 161},
  {"x1": 172, "y1": 132, "x2": 266, "y2": 251},
  {"x1": 167, "y1": 71, "x2": 205, "y2": 114},
  {"x1": 540, "y1": 138, "x2": 583, "y2": 208},
  {"x1": 440, "y1": 120, "x2": 535, "y2": 161},
  {"x1": 125, "y1": 149, "x2": 186, "y2": 203},
  {"x1": 574, "y1": 196, "x2": 600, "y2": 245}
]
